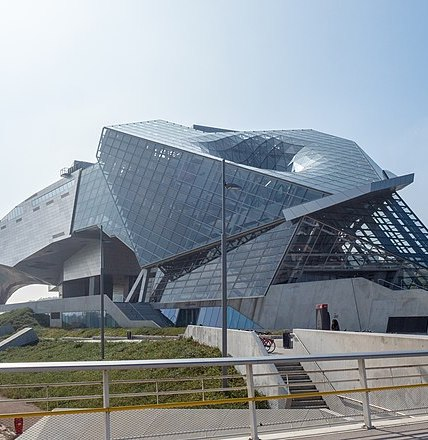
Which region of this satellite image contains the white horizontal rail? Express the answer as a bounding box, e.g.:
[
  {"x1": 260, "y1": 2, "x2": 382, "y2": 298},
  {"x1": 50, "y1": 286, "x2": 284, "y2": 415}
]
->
[
  {"x1": 0, "y1": 349, "x2": 428, "y2": 373},
  {"x1": 1, "y1": 351, "x2": 428, "y2": 440}
]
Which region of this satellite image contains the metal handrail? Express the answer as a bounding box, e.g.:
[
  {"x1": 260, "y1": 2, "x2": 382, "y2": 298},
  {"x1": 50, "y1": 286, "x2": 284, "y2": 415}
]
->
[
  {"x1": 2, "y1": 349, "x2": 428, "y2": 373},
  {"x1": 378, "y1": 278, "x2": 428, "y2": 292},
  {"x1": 2, "y1": 350, "x2": 428, "y2": 440},
  {"x1": 378, "y1": 279, "x2": 404, "y2": 290}
]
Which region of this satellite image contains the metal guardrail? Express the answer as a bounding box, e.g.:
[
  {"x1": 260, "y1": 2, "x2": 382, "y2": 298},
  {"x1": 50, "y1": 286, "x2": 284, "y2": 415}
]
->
[
  {"x1": 1, "y1": 350, "x2": 428, "y2": 439},
  {"x1": 377, "y1": 278, "x2": 428, "y2": 291}
]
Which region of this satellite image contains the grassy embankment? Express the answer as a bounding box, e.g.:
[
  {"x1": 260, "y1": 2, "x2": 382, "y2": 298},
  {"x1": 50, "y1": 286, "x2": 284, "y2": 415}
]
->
[
  {"x1": 0, "y1": 309, "x2": 268, "y2": 410},
  {"x1": 38, "y1": 326, "x2": 185, "y2": 338}
]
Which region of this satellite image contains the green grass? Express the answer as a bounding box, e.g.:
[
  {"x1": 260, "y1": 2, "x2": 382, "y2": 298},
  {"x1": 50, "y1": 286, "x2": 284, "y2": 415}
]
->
[
  {"x1": 38, "y1": 326, "x2": 186, "y2": 339},
  {"x1": 0, "y1": 309, "x2": 269, "y2": 410},
  {"x1": 0, "y1": 308, "x2": 185, "y2": 338},
  {"x1": 0, "y1": 338, "x2": 268, "y2": 410}
]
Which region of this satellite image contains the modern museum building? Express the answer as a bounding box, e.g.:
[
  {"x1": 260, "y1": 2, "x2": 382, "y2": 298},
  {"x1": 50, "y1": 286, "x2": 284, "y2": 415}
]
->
[{"x1": 1, "y1": 120, "x2": 428, "y2": 332}]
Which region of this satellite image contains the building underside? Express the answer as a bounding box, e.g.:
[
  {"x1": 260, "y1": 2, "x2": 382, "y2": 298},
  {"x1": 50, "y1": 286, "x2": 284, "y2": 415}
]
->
[{"x1": 1, "y1": 121, "x2": 428, "y2": 330}]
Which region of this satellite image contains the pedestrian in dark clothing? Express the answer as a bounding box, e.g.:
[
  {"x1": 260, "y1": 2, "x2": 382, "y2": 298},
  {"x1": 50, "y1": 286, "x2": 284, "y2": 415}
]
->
[{"x1": 331, "y1": 319, "x2": 340, "y2": 331}]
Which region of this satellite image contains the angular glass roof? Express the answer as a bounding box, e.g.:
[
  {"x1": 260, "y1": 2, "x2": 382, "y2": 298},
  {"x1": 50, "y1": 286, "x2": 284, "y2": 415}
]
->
[
  {"x1": 92, "y1": 128, "x2": 326, "y2": 266},
  {"x1": 108, "y1": 120, "x2": 386, "y2": 194}
]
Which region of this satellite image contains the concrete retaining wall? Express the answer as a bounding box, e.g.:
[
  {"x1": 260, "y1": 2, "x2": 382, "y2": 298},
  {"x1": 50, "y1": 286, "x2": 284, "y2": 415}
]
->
[
  {"x1": 0, "y1": 297, "x2": 158, "y2": 328},
  {"x1": 185, "y1": 325, "x2": 288, "y2": 408},
  {"x1": 231, "y1": 277, "x2": 428, "y2": 332}
]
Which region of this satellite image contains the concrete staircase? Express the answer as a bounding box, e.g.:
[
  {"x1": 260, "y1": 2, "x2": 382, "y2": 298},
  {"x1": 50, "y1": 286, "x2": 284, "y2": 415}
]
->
[
  {"x1": 275, "y1": 361, "x2": 328, "y2": 409},
  {"x1": 116, "y1": 302, "x2": 173, "y2": 327}
]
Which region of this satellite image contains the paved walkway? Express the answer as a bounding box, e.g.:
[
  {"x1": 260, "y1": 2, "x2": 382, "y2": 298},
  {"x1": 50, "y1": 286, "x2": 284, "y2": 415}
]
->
[
  {"x1": 9, "y1": 341, "x2": 428, "y2": 439},
  {"x1": 312, "y1": 422, "x2": 428, "y2": 439},
  {"x1": 227, "y1": 416, "x2": 428, "y2": 440},
  {"x1": 0, "y1": 397, "x2": 41, "y2": 432},
  {"x1": 14, "y1": 406, "x2": 428, "y2": 440},
  {"x1": 263, "y1": 343, "x2": 428, "y2": 438}
]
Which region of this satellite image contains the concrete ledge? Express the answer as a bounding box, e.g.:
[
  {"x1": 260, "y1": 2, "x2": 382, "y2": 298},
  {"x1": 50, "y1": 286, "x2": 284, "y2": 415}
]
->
[
  {"x1": 185, "y1": 325, "x2": 288, "y2": 408},
  {"x1": 0, "y1": 327, "x2": 38, "y2": 351}
]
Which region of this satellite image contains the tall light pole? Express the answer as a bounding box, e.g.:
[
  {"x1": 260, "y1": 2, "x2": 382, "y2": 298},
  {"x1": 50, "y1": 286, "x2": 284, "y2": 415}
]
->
[
  {"x1": 100, "y1": 225, "x2": 105, "y2": 360},
  {"x1": 221, "y1": 159, "x2": 241, "y2": 388}
]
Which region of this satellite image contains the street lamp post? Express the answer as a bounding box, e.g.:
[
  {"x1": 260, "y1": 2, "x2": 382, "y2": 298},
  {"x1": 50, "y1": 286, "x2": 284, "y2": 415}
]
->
[
  {"x1": 221, "y1": 159, "x2": 241, "y2": 388},
  {"x1": 221, "y1": 159, "x2": 228, "y2": 387},
  {"x1": 73, "y1": 225, "x2": 107, "y2": 360},
  {"x1": 100, "y1": 225, "x2": 105, "y2": 360}
]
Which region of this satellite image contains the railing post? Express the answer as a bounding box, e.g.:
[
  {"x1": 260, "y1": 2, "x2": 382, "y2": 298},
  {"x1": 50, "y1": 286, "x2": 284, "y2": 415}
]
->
[
  {"x1": 156, "y1": 381, "x2": 159, "y2": 405},
  {"x1": 201, "y1": 378, "x2": 205, "y2": 401},
  {"x1": 103, "y1": 370, "x2": 111, "y2": 440},
  {"x1": 245, "y1": 364, "x2": 259, "y2": 440},
  {"x1": 46, "y1": 385, "x2": 49, "y2": 411},
  {"x1": 357, "y1": 358, "x2": 373, "y2": 429}
]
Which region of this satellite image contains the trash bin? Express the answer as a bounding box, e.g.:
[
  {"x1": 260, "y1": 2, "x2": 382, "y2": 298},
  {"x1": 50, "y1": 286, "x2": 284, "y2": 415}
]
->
[
  {"x1": 126, "y1": 331, "x2": 132, "y2": 340},
  {"x1": 282, "y1": 330, "x2": 293, "y2": 349}
]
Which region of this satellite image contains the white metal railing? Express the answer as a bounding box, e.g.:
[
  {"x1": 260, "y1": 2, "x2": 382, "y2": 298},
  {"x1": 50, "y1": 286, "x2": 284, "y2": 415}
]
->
[{"x1": 1, "y1": 350, "x2": 428, "y2": 439}]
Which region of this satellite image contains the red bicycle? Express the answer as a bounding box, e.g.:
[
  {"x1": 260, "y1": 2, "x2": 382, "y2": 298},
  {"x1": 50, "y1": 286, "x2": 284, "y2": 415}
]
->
[{"x1": 259, "y1": 334, "x2": 276, "y2": 353}]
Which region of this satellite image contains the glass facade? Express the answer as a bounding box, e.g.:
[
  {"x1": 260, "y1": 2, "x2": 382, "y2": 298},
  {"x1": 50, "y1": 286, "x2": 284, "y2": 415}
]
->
[
  {"x1": 87, "y1": 127, "x2": 325, "y2": 266},
  {"x1": 62, "y1": 311, "x2": 119, "y2": 328},
  {"x1": 198, "y1": 129, "x2": 384, "y2": 193},
  {"x1": 2, "y1": 118, "x2": 428, "y2": 328},
  {"x1": 69, "y1": 121, "x2": 428, "y2": 308},
  {"x1": 73, "y1": 164, "x2": 133, "y2": 249},
  {"x1": 156, "y1": 221, "x2": 296, "y2": 302},
  {"x1": 274, "y1": 199, "x2": 428, "y2": 290},
  {"x1": 111, "y1": 121, "x2": 385, "y2": 193},
  {"x1": 311, "y1": 192, "x2": 428, "y2": 265},
  {"x1": 162, "y1": 306, "x2": 262, "y2": 330}
]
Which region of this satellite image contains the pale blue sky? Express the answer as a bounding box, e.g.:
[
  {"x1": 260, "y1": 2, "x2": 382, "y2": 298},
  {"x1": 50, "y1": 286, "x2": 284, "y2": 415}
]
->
[{"x1": 1, "y1": 0, "x2": 428, "y2": 301}]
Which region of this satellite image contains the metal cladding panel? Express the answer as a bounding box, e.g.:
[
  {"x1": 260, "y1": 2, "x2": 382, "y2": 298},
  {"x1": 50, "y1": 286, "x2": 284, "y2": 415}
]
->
[
  {"x1": 0, "y1": 264, "x2": 46, "y2": 303},
  {"x1": 0, "y1": 176, "x2": 78, "y2": 267},
  {"x1": 282, "y1": 174, "x2": 414, "y2": 222},
  {"x1": 93, "y1": 128, "x2": 325, "y2": 266}
]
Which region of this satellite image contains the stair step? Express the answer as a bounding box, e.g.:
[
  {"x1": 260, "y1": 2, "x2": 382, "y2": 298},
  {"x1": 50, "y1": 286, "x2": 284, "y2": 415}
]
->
[
  {"x1": 291, "y1": 401, "x2": 328, "y2": 408},
  {"x1": 276, "y1": 362, "x2": 302, "y2": 368},
  {"x1": 281, "y1": 374, "x2": 311, "y2": 381},
  {"x1": 277, "y1": 366, "x2": 303, "y2": 370},
  {"x1": 275, "y1": 360, "x2": 329, "y2": 410},
  {"x1": 277, "y1": 367, "x2": 304, "y2": 373},
  {"x1": 289, "y1": 385, "x2": 318, "y2": 392},
  {"x1": 290, "y1": 395, "x2": 324, "y2": 401}
]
